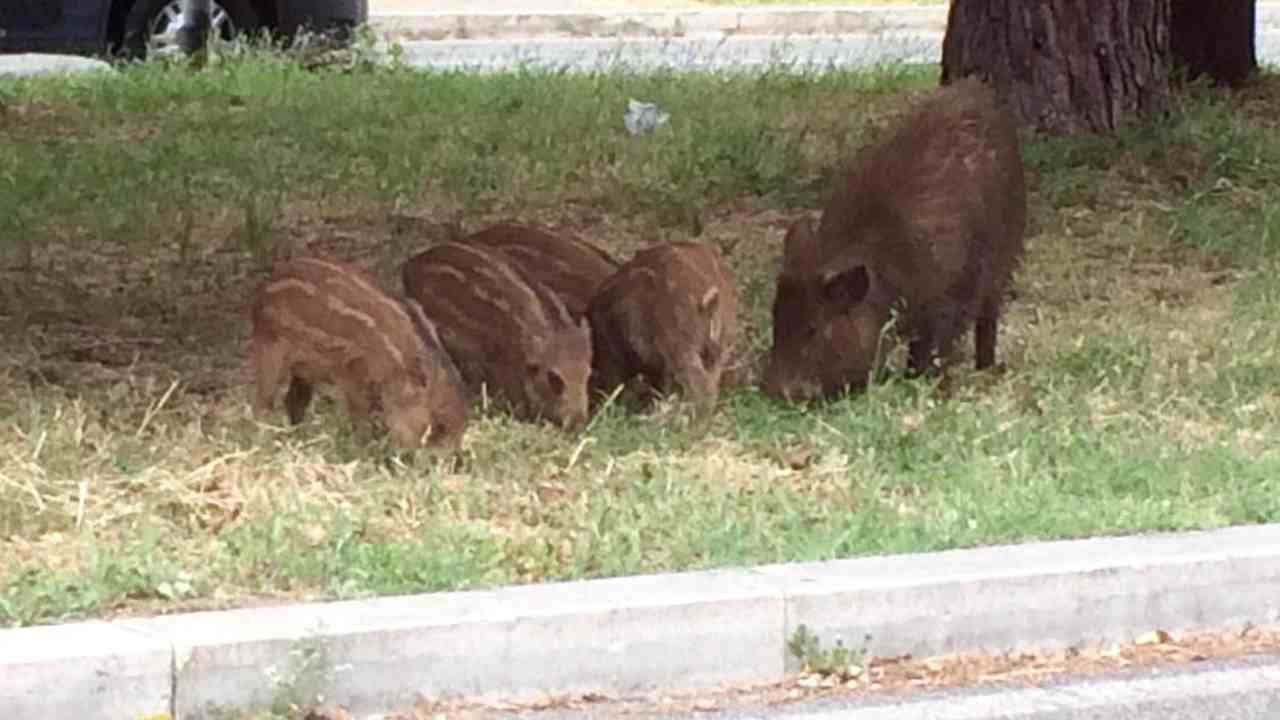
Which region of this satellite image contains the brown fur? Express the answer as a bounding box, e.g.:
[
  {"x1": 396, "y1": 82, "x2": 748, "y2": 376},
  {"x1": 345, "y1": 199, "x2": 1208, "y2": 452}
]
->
[
  {"x1": 248, "y1": 256, "x2": 470, "y2": 450},
  {"x1": 763, "y1": 78, "x2": 1027, "y2": 402},
  {"x1": 459, "y1": 222, "x2": 620, "y2": 319},
  {"x1": 401, "y1": 242, "x2": 592, "y2": 430},
  {"x1": 588, "y1": 241, "x2": 741, "y2": 412}
]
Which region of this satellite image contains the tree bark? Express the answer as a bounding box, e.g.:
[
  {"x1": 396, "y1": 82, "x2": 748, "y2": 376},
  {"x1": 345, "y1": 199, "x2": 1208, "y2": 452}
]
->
[
  {"x1": 941, "y1": 0, "x2": 1172, "y2": 135},
  {"x1": 1170, "y1": 0, "x2": 1257, "y2": 87}
]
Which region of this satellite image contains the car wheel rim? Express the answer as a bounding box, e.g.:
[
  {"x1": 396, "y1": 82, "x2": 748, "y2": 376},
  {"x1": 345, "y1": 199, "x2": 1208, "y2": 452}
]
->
[{"x1": 149, "y1": 2, "x2": 236, "y2": 55}]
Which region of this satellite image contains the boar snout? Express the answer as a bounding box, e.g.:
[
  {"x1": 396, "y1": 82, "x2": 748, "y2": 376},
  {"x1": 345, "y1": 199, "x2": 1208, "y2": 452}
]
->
[
  {"x1": 386, "y1": 414, "x2": 430, "y2": 450},
  {"x1": 557, "y1": 407, "x2": 589, "y2": 432},
  {"x1": 428, "y1": 418, "x2": 466, "y2": 453},
  {"x1": 387, "y1": 416, "x2": 465, "y2": 453},
  {"x1": 668, "y1": 362, "x2": 719, "y2": 412},
  {"x1": 556, "y1": 385, "x2": 591, "y2": 431},
  {"x1": 762, "y1": 362, "x2": 821, "y2": 404}
]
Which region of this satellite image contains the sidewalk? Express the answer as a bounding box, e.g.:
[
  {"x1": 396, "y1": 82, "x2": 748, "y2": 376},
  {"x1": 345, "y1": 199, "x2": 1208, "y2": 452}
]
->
[
  {"x1": 373, "y1": 0, "x2": 947, "y2": 10},
  {"x1": 368, "y1": 0, "x2": 952, "y2": 41},
  {"x1": 374, "y1": 0, "x2": 712, "y2": 9},
  {"x1": 367, "y1": 0, "x2": 1280, "y2": 42}
]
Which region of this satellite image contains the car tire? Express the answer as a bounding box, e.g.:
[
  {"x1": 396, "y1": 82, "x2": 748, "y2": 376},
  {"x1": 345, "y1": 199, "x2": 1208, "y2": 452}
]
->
[{"x1": 122, "y1": 0, "x2": 261, "y2": 57}]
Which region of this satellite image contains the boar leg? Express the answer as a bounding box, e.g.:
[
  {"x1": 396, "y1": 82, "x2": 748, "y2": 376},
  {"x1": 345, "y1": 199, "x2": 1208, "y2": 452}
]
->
[
  {"x1": 907, "y1": 317, "x2": 935, "y2": 377},
  {"x1": 975, "y1": 318, "x2": 997, "y2": 370},
  {"x1": 340, "y1": 383, "x2": 374, "y2": 422},
  {"x1": 250, "y1": 338, "x2": 290, "y2": 418},
  {"x1": 910, "y1": 303, "x2": 968, "y2": 377},
  {"x1": 588, "y1": 353, "x2": 630, "y2": 409},
  {"x1": 283, "y1": 376, "x2": 314, "y2": 425},
  {"x1": 333, "y1": 361, "x2": 378, "y2": 438},
  {"x1": 629, "y1": 372, "x2": 664, "y2": 409},
  {"x1": 907, "y1": 340, "x2": 932, "y2": 377},
  {"x1": 975, "y1": 297, "x2": 999, "y2": 370}
]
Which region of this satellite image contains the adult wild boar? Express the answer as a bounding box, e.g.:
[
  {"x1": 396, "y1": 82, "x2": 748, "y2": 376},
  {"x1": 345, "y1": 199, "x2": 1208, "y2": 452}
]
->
[
  {"x1": 763, "y1": 78, "x2": 1026, "y2": 402},
  {"x1": 588, "y1": 241, "x2": 740, "y2": 412},
  {"x1": 401, "y1": 242, "x2": 592, "y2": 430},
  {"x1": 460, "y1": 221, "x2": 620, "y2": 319},
  {"x1": 249, "y1": 256, "x2": 470, "y2": 451}
]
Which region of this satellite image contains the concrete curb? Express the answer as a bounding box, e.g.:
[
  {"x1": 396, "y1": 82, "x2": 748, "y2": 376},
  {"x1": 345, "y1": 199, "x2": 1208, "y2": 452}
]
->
[
  {"x1": 5, "y1": 523, "x2": 1280, "y2": 719},
  {"x1": 1, "y1": 621, "x2": 173, "y2": 719},
  {"x1": 371, "y1": 3, "x2": 1280, "y2": 42}
]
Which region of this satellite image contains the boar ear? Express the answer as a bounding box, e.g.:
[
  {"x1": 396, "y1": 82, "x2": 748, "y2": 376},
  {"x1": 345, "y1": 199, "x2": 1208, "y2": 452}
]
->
[
  {"x1": 527, "y1": 362, "x2": 566, "y2": 396},
  {"x1": 699, "y1": 286, "x2": 719, "y2": 314},
  {"x1": 820, "y1": 263, "x2": 871, "y2": 309},
  {"x1": 549, "y1": 369, "x2": 566, "y2": 396},
  {"x1": 701, "y1": 287, "x2": 723, "y2": 344},
  {"x1": 781, "y1": 218, "x2": 817, "y2": 270}
]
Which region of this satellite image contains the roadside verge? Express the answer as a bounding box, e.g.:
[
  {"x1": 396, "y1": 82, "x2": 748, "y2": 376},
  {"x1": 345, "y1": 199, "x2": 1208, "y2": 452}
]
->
[{"x1": 4, "y1": 523, "x2": 1280, "y2": 719}]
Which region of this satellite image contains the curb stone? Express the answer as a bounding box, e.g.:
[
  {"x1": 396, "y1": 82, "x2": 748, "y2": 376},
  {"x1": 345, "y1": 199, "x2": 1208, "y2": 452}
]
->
[
  {"x1": 120, "y1": 570, "x2": 786, "y2": 717},
  {"x1": 0, "y1": 621, "x2": 172, "y2": 719},
  {"x1": 5, "y1": 523, "x2": 1280, "y2": 719}
]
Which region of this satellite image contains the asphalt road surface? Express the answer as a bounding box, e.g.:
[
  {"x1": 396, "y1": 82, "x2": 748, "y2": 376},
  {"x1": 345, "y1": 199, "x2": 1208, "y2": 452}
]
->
[
  {"x1": 400, "y1": 31, "x2": 1280, "y2": 73},
  {"x1": 506, "y1": 652, "x2": 1280, "y2": 720}
]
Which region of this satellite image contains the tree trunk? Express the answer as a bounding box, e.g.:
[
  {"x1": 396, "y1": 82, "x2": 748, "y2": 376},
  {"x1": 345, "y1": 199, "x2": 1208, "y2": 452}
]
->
[
  {"x1": 1170, "y1": 0, "x2": 1257, "y2": 87},
  {"x1": 941, "y1": 0, "x2": 1171, "y2": 135}
]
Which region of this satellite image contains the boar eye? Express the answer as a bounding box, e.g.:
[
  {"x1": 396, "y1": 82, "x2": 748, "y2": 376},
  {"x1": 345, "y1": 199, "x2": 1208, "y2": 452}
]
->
[{"x1": 546, "y1": 370, "x2": 566, "y2": 396}]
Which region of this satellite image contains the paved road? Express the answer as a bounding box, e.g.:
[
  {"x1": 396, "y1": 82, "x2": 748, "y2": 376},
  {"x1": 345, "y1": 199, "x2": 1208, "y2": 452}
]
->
[
  {"x1": 399, "y1": 31, "x2": 1280, "y2": 73},
  {"x1": 507, "y1": 652, "x2": 1280, "y2": 720}
]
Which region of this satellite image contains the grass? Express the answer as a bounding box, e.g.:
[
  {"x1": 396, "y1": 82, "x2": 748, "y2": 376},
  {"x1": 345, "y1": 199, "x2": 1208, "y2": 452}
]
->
[{"x1": 2, "y1": 41, "x2": 1280, "y2": 629}]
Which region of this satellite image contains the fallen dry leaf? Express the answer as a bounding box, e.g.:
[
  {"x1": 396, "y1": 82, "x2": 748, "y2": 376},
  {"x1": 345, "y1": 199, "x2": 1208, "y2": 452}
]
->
[
  {"x1": 1136, "y1": 629, "x2": 1172, "y2": 646},
  {"x1": 301, "y1": 706, "x2": 352, "y2": 720},
  {"x1": 301, "y1": 524, "x2": 328, "y2": 547}
]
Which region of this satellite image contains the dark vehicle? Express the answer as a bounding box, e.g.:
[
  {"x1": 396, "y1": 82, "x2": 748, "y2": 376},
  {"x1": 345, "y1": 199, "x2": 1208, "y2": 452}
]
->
[{"x1": 0, "y1": 0, "x2": 367, "y2": 57}]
